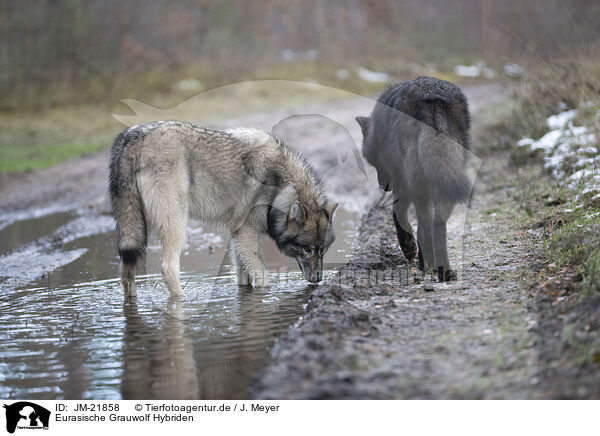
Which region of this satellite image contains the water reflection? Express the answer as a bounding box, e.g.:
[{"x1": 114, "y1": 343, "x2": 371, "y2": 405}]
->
[
  {"x1": 0, "y1": 273, "x2": 315, "y2": 399},
  {"x1": 0, "y1": 205, "x2": 357, "y2": 399},
  {"x1": 120, "y1": 275, "x2": 314, "y2": 399},
  {"x1": 122, "y1": 297, "x2": 198, "y2": 399}
]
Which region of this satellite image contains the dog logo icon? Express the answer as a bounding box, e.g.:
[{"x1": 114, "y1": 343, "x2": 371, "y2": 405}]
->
[{"x1": 3, "y1": 402, "x2": 50, "y2": 434}]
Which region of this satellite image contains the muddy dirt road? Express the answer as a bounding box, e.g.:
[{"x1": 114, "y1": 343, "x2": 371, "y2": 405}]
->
[{"x1": 3, "y1": 82, "x2": 581, "y2": 400}]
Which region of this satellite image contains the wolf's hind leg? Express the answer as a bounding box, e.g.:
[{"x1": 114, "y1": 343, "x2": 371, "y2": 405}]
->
[
  {"x1": 121, "y1": 261, "x2": 137, "y2": 297},
  {"x1": 433, "y1": 201, "x2": 457, "y2": 282},
  {"x1": 159, "y1": 218, "x2": 187, "y2": 297},
  {"x1": 393, "y1": 198, "x2": 417, "y2": 262},
  {"x1": 140, "y1": 169, "x2": 189, "y2": 297},
  {"x1": 148, "y1": 190, "x2": 188, "y2": 297}
]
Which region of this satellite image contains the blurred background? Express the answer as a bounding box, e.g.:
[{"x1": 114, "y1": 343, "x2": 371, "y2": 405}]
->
[
  {"x1": 0, "y1": 0, "x2": 599, "y2": 171},
  {"x1": 1, "y1": 1, "x2": 600, "y2": 401}
]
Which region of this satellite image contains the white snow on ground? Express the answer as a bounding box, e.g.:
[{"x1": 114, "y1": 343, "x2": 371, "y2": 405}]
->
[
  {"x1": 454, "y1": 65, "x2": 480, "y2": 77},
  {"x1": 454, "y1": 61, "x2": 495, "y2": 79},
  {"x1": 356, "y1": 67, "x2": 389, "y2": 83},
  {"x1": 503, "y1": 63, "x2": 524, "y2": 78},
  {"x1": 518, "y1": 106, "x2": 600, "y2": 190},
  {"x1": 335, "y1": 69, "x2": 350, "y2": 80},
  {"x1": 177, "y1": 79, "x2": 202, "y2": 91},
  {"x1": 546, "y1": 109, "x2": 577, "y2": 129},
  {"x1": 280, "y1": 49, "x2": 319, "y2": 62}
]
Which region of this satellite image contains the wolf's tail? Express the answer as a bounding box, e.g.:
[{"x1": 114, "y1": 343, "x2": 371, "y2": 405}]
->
[
  {"x1": 108, "y1": 129, "x2": 147, "y2": 266},
  {"x1": 419, "y1": 101, "x2": 472, "y2": 204}
]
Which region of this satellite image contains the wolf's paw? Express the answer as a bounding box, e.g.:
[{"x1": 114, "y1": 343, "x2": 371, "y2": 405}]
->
[
  {"x1": 397, "y1": 234, "x2": 417, "y2": 262},
  {"x1": 123, "y1": 280, "x2": 137, "y2": 298},
  {"x1": 252, "y1": 269, "x2": 270, "y2": 288},
  {"x1": 393, "y1": 214, "x2": 417, "y2": 262},
  {"x1": 237, "y1": 271, "x2": 251, "y2": 286},
  {"x1": 437, "y1": 267, "x2": 457, "y2": 282}
]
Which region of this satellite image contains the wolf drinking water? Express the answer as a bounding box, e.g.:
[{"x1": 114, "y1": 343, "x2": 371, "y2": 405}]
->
[{"x1": 109, "y1": 122, "x2": 337, "y2": 296}]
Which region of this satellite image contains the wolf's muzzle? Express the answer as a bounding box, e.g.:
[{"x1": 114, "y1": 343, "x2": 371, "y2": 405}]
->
[{"x1": 297, "y1": 257, "x2": 323, "y2": 283}]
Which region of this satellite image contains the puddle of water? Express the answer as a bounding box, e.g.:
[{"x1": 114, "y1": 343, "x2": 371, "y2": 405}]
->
[
  {"x1": 0, "y1": 211, "x2": 76, "y2": 256},
  {"x1": 0, "y1": 206, "x2": 359, "y2": 399},
  {"x1": 0, "y1": 272, "x2": 320, "y2": 400}
]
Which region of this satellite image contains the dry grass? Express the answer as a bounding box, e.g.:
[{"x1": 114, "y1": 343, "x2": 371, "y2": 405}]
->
[
  {"x1": 507, "y1": 52, "x2": 600, "y2": 297},
  {"x1": 515, "y1": 52, "x2": 600, "y2": 137}
]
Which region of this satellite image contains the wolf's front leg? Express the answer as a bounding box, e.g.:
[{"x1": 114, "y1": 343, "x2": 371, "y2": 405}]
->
[
  {"x1": 230, "y1": 226, "x2": 270, "y2": 287},
  {"x1": 393, "y1": 197, "x2": 417, "y2": 262}
]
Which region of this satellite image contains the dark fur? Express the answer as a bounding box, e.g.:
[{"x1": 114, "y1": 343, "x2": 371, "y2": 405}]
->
[
  {"x1": 108, "y1": 129, "x2": 147, "y2": 266},
  {"x1": 365, "y1": 76, "x2": 471, "y2": 204},
  {"x1": 357, "y1": 76, "x2": 471, "y2": 281}
]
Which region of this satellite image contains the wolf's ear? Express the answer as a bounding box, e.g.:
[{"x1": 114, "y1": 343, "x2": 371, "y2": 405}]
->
[
  {"x1": 324, "y1": 202, "x2": 339, "y2": 222},
  {"x1": 288, "y1": 201, "x2": 306, "y2": 226},
  {"x1": 355, "y1": 116, "x2": 371, "y2": 137}
]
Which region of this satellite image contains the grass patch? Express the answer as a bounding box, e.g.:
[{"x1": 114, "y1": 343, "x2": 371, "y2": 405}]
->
[
  {"x1": 0, "y1": 104, "x2": 121, "y2": 173},
  {"x1": 0, "y1": 136, "x2": 111, "y2": 172},
  {"x1": 501, "y1": 52, "x2": 600, "y2": 299},
  {"x1": 545, "y1": 206, "x2": 600, "y2": 269}
]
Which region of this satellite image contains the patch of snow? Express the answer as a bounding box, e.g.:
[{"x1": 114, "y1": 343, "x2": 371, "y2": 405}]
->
[
  {"x1": 280, "y1": 49, "x2": 319, "y2": 62},
  {"x1": 356, "y1": 67, "x2": 389, "y2": 83},
  {"x1": 569, "y1": 168, "x2": 600, "y2": 183},
  {"x1": 503, "y1": 63, "x2": 524, "y2": 77},
  {"x1": 518, "y1": 107, "x2": 599, "y2": 194},
  {"x1": 454, "y1": 65, "x2": 480, "y2": 77},
  {"x1": 517, "y1": 137, "x2": 534, "y2": 147},
  {"x1": 528, "y1": 130, "x2": 563, "y2": 151},
  {"x1": 546, "y1": 109, "x2": 577, "y2": 129},
  {"x1": 280, "y1": 49, "x2": 295, "y2": 62},
  {"x1": 454, "y1": 62, "x2": 495, "y2": 79},
  {"x1": 177, "y1": 79, "x2": 202, "y2": 91},
  {"x1": 335, "y1": 69, "x2": 350, "y2": 80}
]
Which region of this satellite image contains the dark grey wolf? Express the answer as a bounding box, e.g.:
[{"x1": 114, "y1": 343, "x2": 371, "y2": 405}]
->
[
  {"x1": 109, "y1": 121, "x2": 338, "y2": 296},
  {"x1": 356, "y1": 76, "x2": 471, "y2": 281}
]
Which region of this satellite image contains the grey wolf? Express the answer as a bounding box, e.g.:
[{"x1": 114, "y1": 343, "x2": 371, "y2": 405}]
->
[
  {"x1": 356, "y1": 76, "x2": 471, "y2": 281},
  {"x1": 109, "y1": 121, "x2": 338, "y2": 297}
]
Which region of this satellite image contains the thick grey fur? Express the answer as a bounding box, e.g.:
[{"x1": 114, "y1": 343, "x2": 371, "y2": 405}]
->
[
  {"x1": 356, "y1": 76, "x2": 471, "y2": 281},
  {"x1": 109, "y1": 121, "x2": 337, "y2": 297}
]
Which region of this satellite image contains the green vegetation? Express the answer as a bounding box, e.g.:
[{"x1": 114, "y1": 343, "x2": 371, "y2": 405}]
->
[
  {"x1": 0, "y1": 136, "x2": 110, "y2": 172},
  {"x1": 0, "y1": 105, "x2": 121, "y2": 173},
  {"x1": 497, "y1": 55, "x2": 600, "y2": 300}
]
